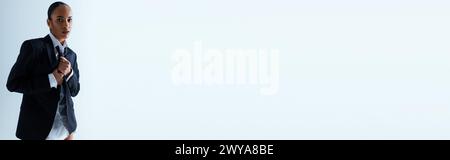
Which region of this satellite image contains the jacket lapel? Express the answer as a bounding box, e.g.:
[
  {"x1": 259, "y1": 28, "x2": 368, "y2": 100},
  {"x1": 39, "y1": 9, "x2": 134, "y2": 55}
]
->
[{"x1": 44, "y1": 35, "x2": 58, "y2": 69}]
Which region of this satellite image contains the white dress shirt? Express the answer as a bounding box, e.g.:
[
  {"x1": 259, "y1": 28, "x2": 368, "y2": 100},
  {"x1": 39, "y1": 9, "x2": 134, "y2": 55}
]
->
[{"x1": 46, "y1": 33, "x2": 74, "y2": 140}]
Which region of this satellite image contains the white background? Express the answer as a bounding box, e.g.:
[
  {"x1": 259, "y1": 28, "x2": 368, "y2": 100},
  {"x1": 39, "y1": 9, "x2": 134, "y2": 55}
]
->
[{"x1": 1, "y1": 0, "x2": 450, "y2": 139}]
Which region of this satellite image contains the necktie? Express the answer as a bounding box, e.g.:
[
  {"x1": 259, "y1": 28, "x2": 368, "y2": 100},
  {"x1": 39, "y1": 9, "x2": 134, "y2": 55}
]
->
[
  {"x1": 56, "y1": 46, "x2": 66, "y2": 59},
  {"x1": 55, "y1": 46, "x2": 68, "y2": 117}
]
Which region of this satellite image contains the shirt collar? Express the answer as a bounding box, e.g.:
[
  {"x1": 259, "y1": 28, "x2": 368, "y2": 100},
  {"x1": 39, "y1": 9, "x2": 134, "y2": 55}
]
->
[{"x1": 48, "y1": 33, "x2": 68, "y2": 54}]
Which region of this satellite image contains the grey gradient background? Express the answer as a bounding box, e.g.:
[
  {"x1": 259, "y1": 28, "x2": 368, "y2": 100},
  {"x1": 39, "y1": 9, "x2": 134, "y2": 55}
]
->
[{"x1": 1, "y1": 0, "x2": 450, "y2": 139}]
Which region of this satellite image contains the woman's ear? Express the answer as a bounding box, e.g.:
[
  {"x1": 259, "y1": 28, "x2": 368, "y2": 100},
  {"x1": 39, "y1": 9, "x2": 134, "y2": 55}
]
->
[{"x1": 47, "y1": 19, "x2": 51, "y2": 28}]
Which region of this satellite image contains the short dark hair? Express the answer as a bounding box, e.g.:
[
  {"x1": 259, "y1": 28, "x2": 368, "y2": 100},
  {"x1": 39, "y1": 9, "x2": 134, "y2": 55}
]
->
[{"x1": 47, "y1": 1, "x2": 69, "y2": 20}]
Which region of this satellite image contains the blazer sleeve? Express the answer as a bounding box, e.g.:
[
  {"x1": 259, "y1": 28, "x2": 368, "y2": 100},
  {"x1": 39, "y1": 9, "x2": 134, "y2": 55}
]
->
[
  {"x1": 66, "y1": 54, "x2": 80, "y2": 97},
  {"x1": 6, "y1": 40, "x2": 52, "y2": 94}
]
